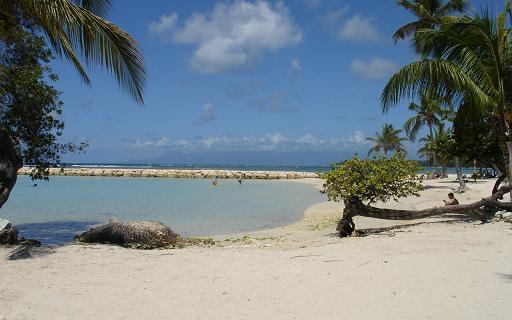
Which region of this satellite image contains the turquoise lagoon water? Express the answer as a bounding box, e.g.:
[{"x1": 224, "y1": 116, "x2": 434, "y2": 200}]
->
[{"x1": 2, "y1": 176, "x2": 325, "y2": 245}]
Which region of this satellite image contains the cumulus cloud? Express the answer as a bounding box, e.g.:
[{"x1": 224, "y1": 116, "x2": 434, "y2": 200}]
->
[
  {"x1": 289, "y1": 57, "x2": 302, "y2": 74},
  {"x1": 130, "y1": 131, "x2": 369, "y2": 152},
  {"x1": 338, "y1": 14, "x2": 380, "y2": 42},
  {"x1": 351, "y1": 58, "x2": 397, "y2": 79},
  {"x1": 349, "y1": 130, "x2": 368, "y2": 144},
  {"x1": 148, "y1": 13, "x2": 178, "y2": 36},
  {"x1": 149, "y1": 1, "x2": 302, "y2": 74},
  {"x1": 200, "y1": 102, "x2": 216, "y2": 122}
]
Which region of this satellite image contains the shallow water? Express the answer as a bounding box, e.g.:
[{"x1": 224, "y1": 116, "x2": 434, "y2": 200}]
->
[{"x1": 2, "y1": 176, "x2": 325, "y2": 244}]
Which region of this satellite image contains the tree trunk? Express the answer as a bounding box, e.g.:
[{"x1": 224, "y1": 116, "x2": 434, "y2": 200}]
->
[
  {"x1": 336, "y1": 186, "x2": 512, "y2": 237},
  {"x1": 429, "y1": 125, "x2": 437, "y2": 179},
  {"x1": 0, "y1": 127, "x2": 22, "y2": 210},
  {"x1": 455, "y1": 156, "x2": 467, "y2": 192},
  {"x1": 473, "y1": 159, "x2": 477, "y2": 176},
  {"x1": 441, "y1": 163, "x2": 447, "y2": 178}
]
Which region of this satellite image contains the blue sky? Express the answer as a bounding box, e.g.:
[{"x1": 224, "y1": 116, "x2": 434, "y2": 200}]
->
[{"x1": 55, "y1": 0, "x2": 494, "y2": 165}]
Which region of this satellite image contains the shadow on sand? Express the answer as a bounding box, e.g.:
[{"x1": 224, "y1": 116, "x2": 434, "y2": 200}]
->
[{"x1": 4, "y1": 220, "x2": 100, "y2": 261}]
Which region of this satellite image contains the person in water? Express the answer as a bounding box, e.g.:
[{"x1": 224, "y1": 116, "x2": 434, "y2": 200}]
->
[
  {"x1": 238, "y1": 176, "x2": 243, "y2": 185},
  {"x1": 213, "y1": 178, "x2": 220, "y2": 186},
  {"x1": 443, "y1": 192, "x2": 459, "y2": 206}
]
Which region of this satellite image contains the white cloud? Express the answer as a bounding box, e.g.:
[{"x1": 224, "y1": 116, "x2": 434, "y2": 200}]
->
[
  {"x1": 200, "y1": 102, "x2": 216, "y2": 122},
  {"x1": 289, "y1": 57, "x2": 301, "y2": 74},
  {"x1": 349, "y1": 130, "x2": 368, "y2": 144},
  {"x1": 132, "y1": 137, "x2": 171, "y2": 149},
  {"x1": 148, "y1": 13, "x2": 178, "y2": 36},
  {"x1": 148, "y1": 1, "x2": 302, "y2": 74},
  {"x1": 130, "y1": 131, "x2": 369, "y2": 152},
  {"x1": 350, "y1": 58, "x2": 397, "y2": 79},
  {"x1": 338, "y1": 14, "x2": 380, "y2": 42}
]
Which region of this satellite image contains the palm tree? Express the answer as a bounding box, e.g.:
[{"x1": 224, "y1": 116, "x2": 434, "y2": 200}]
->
[
  {"x1": 382, "y1": 1, "x2": 512, "y2": 193},
  {"x1": 402, "y1": 89, "x2": 444, "y2": 177},
  {"x1": 0, "y1": 0, "x2": 146, "y2": 103},
  {"x1": 366, "y1": 124, "x2": 407, "y2": 157},
  {"x1": 393, "y1": 0, "x2": 467, "y2": 51}
]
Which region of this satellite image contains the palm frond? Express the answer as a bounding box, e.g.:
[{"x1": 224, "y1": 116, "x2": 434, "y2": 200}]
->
[{"x1": 16, "y1": 0, "x2": 146, "y2": 104}]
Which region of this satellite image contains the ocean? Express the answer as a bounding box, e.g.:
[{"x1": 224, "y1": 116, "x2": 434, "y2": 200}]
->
[{"x1": 2, "y1": 175, "x2": 326, "y2": 245}]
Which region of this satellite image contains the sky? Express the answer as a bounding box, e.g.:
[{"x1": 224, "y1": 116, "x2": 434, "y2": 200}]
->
[{"x1": 54, "y1": 0, "x2": 497, "y2": 165}]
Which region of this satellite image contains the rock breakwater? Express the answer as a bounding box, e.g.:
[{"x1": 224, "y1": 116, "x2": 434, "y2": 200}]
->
[{"x1": 17, "y1": 167, "x2": 320, "y2": 180}]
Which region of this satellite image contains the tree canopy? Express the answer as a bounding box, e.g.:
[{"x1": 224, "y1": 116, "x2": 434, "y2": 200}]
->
[
  {"x1": 0, "y1": 22, "x2": 86, "y2": 180},
  {"x1": 322, "y1": 154, "x2": 423, "y2": 206}
]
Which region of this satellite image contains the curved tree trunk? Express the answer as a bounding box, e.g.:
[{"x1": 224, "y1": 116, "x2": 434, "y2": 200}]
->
[
  {"x1": 336, "y1": 187, "x2": 512, "y2": 237},
  {"x1": 455, "y1": 156, "x2": 467, "y2": 192},
  {"x1": 0, "y1": 127, "x2": 22, "y2": 210}
]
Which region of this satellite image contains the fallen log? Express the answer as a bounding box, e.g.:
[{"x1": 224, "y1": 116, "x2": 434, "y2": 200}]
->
[{"x1": 337, "y1": 186, "x2": 512, "y2": 238}]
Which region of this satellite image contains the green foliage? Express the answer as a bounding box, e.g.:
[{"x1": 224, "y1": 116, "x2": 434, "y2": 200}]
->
[
  {"x1": 0, "y1": 23, "x2": 86, "y2": 179},
  {"x1": 453, "y1": 106, "x2": 503, "y2": 170},
  {"x1": 322, "y1": 154, "x2": 424, "y2": 205},
  {"x1": 393, "y1": 0, "x2": 468, "y2": 51}
]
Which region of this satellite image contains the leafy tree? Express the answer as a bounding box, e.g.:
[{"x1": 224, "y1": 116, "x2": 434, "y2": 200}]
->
[
  {"x1": 322, "y1": 154, "x2": 423, "y2": 236},
  {"x1": 382, "y1": 1, "x2": 512, "y2": 194},
  {"x1": 0, "y1": 25, "x2": 85, "y2": 208},
  {"x1": 393, "y1": 0, "x2": 467, "y2": 51},
  {"x1": 323, "y1": 152, "x2": 510, "y2": 238},
  {"x1": 366, "y1": 123, "x2": 407, "y2": 157},
  {"x1": 323, "y1": 154, "x2": 423, "y2": 206}
]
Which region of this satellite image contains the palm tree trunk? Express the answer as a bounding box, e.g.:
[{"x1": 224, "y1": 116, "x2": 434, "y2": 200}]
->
[
  {"x1": 428, "y1": 125, "x2": 437, "y2": 179},
  {"x1": 472, "y1": 159, "x2": 477, "y2": 176},
  {"x1": 441, "y1": 163, "x2": 447, "y2": 178},
  {"x1": 455, "y1": 156, "x2": 467, "y2": 192},
  {"x1": 0, "y1": 127, "x2": 22, "y2": 210}
]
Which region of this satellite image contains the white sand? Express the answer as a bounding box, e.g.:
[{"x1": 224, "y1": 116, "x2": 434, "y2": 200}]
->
[{"x1": 1, "y1": 177, "x2": 511, "y2": 320}]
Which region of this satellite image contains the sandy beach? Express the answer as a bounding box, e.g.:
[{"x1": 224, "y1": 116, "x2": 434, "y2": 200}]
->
[{"x1": 1, "y1": 177, "x2": 511, "y2": 320}]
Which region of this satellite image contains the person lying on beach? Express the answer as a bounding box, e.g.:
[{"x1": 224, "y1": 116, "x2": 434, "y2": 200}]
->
[{"x1": 443, "y1": 193, "x2": 459, "y2": 206}]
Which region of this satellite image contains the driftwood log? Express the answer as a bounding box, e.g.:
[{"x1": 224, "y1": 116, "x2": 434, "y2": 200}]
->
[
  {"x1": 337, "y1": 186, "x2": 512, "y2": 238},
  {"x1": 75, "y1": 221, "x2": 179, "y2": 249}
]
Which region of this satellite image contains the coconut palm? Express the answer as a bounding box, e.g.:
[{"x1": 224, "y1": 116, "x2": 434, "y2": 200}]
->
[
  {"x1": 382, "y1": 1, "x2": 512, "y2": 192},
  {"x1": 366, "y1": 124, "x2": 407, "y2": 157},
  {"x1": 402, "y1": 89, "x2": 444, "y2": 177},
  {"x1": 393, "y1": 0, "x2": 467, "y2": 50},
  {"x1": 0, "y1": 0, "x2": 146, "y2": 103}
]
